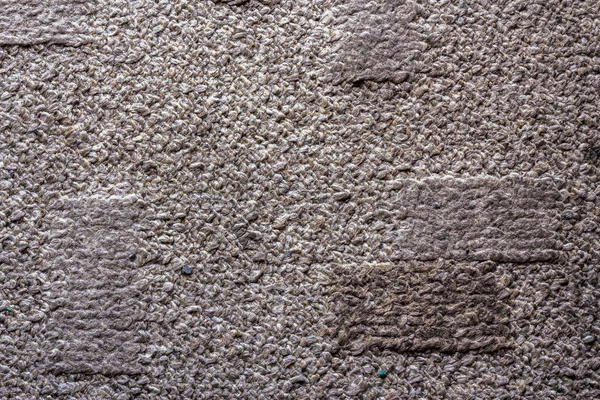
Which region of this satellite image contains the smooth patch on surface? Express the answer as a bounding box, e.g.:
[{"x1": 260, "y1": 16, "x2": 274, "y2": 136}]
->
[
  {"x1": 324, "y1": 261, "x2": 513, "y2": 353},
  {"x1": 0, "y1": 0, "x2": 94, "y2": 46},
  {"x1": 256, "y1": 177, "x2": 565, "y2": 264},
  {"x1": 42, "y1": 195, "x2": 149, "y2": 376},
  {"x1": 330, "y1": 0, "x2": 431, "y2": 83}
]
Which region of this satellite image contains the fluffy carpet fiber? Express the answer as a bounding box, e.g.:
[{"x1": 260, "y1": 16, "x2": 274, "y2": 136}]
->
[{"x1": 0, "y1": 0, "x2": 599, "y2": 398}]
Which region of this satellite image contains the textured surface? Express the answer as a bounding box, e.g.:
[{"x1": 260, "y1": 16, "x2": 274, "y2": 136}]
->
[
  {"x1": 256, "y1": 176, "x2": 566, "y2": 264},
  {"x1": 325, "y1": 261, "x2": 513, "y2": 353},
  {"x1": 331, "y1": 0, "x2": 600, "y2": 84},
  {"x1": 0, "y1": 0, "x2": 94, "y2": 46},
  {"x1": 42, "y1": 195, "x2": 149, "y2": 376},
  {"x1": 0, "y1": 0, "x2": 599, "y2": 398}
]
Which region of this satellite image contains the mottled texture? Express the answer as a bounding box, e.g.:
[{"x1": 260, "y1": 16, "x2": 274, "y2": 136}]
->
[
  {"x1": 0, "y1": 0, "x2": 94, "y2": 46},
  {"x1": 256, "y1": 176, "x2": 566, "y2": 264},
  {"x1": 325, "y1": 261, "x2": 513, "y2": 353},
  {"x1": 42, "y1": 196, "x2": 150, "y2": 376},
  {"x1": 331, "y1": 0, "x2": 600, "y2": 85},
  {"x1": 215, "y1": 0, "x2": 279, "y2": 4},
  {"x1": 0, "y1": 0, "x2": 599, "y2": 398}
]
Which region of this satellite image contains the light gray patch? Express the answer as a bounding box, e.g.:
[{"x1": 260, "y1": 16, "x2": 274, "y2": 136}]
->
[
  {"x1": 0, "y1": 0, "x2": 95, "y2": 46},
  {"x1": 41, "y1": 195, "x2": 150, "y2": 376},
  {"x1": 324, "y1": 261, "x2": 513, "y2": 353},
  {"x1": 330, "y1": 0, "x2": 433, "y2": 83}
]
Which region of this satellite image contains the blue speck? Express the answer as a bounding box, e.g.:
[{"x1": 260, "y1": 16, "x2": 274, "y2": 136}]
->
[
  {"x1": 379, "y1": 370, "x2": 387, "y2": 378},
  {"x1": 181, "y1": 265, "x2": 193, "y2": 275}
]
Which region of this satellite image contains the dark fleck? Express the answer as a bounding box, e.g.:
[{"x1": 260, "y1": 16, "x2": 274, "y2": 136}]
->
[
  {"x1": 181, "y1": 265, "x2": 193, "y2": 275},
  {"x1": 587, "y1": 146, "x2": 600, "y2": 163},
  {"x1": 433, "y1": 201, "x2": 441, "y2": 209},
  {"x1": 128, "y1": 253, "x2": 137, "y2": 261},
  {"x1": 562, "y1": 212, "x2": 575, "y2": 220}
]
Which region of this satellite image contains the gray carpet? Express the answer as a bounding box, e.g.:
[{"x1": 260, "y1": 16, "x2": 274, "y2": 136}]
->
[{"x1": 0, "y1": 0, "x2": 599, "y2": 398}]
